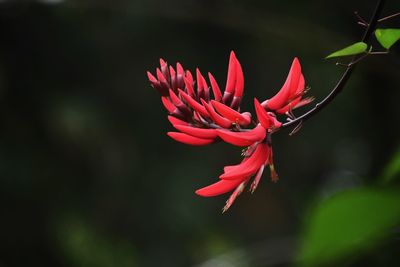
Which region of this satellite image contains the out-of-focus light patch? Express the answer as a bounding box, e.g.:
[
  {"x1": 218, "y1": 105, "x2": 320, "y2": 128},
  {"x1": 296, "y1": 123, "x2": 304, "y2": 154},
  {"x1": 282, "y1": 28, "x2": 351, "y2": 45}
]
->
[
  {"x1": 319, "y1": 170, "x2": 362, "y2": 200},
  {"x1": 196, "y1": 237, "x2": 295, "y2": 267}
]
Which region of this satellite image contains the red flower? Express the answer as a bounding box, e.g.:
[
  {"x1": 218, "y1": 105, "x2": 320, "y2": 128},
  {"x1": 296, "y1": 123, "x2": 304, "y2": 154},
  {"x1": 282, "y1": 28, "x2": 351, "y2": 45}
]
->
[
  {"x1": 260, "y1": 58, "x2": 314, "y2": 115},
  {"x1": 147, "y1": 51, "x2": 312, "y2": 212}
]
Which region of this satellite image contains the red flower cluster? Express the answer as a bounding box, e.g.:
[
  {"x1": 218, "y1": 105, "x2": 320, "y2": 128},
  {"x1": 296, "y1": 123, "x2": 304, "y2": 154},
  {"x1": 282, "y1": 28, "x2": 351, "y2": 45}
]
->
[{"x1": 147, "y1": 51, "x2": 313, "y2": 212}]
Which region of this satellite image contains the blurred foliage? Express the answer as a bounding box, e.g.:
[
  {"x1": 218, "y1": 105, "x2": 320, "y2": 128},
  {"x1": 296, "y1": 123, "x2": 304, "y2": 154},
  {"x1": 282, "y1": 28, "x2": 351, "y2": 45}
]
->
[
  {"x1": 296, "y1": 187, "x2": 400, "y2": 267},
  {"x1": 56, "y1": 215, "x2": 137, "y2": 267},
  {"x1": 381, "y1": 147, "x2": 400, "y2": 184}
]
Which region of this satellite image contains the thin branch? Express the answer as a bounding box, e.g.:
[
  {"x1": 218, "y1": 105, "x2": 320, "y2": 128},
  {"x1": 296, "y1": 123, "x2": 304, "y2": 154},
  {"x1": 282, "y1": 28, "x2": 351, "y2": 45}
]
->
[
  {"x1": 378, "y1": 12, "x2": 400, "y2": 22},
  {"x1": 282, "y1": 0, "x2": 386, "y2": 129}
]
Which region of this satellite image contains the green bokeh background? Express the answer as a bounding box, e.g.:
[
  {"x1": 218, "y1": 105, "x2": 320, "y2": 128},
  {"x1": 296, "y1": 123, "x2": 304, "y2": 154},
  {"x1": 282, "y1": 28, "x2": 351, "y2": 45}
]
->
[{"x1": 0, "y1": 0, "x2": 399, "y2": 266}]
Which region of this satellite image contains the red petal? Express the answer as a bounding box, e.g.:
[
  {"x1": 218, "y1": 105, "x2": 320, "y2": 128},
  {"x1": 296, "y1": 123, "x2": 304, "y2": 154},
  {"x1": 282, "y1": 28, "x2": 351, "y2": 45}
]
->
[
  {"x1": 169, "y1": 89, "x2": 184, "y2": 106},
  {"x1": 147, "y1": 71, "x2": 168, "y2": 95},
  {"x1": 275, "y1": 73, "x2": 306, "y2": 113},
  {"x1": 196, "y1": 68, "x2": 204, "y2": 99},
  {"x1": 225, "y1": 51, "x2": 237, "y2": 94},
  {"x1": 169, "y1": 66, "x2": 177, "y2": 90},
  {"x1": 198, "y1": 69, "x2": 209, "y2": 101},
  {"x1": 220, "y1": 143, "x2": 268, "y2": 180},
  {"x1": 161, "y1": 97, "x2": 177, "y2": 113},
  {"x1": 195, "y1": 179, "x2": 243, "y2": 197},
  {"x1": 162, "y1": 97, "x2": 185, "y2": 119},
  {"x1": 159, "y1": 58, "x2": 166, "y2": 66},
  {"x1": 185, "y1": 70, "x2": 194, "y2": 84},
  {"x1": 295, "y1": 74, "x2": 305, "y2": 95},
  {"x1": 167, "y1": 132, "x2": 214, "y2": 146},
  {"x1": 156, "y1": 68, "x2": 169, "y2": 88},
  {"x1": 147, "y1": 71, "x2": 157, "y2": 83},
  {"x1": 254, "y1": 98, "x2": 272, "y2": 129},
  {"x1": 222, "y1": 51, "x2": 237, "y2": 104},
  {"x1": 216, "y1": 124, "x2": 266, "y2": 147},
  {"x1": 240, "y1": 112, "x2": 252, "y2": 127},
  {"x1": 176, "y1": 62, "x2": 184, "y2": 75},
  {"x1": 159, "y1": 60, "x2": 170, "y2": 83},
  {"x1": 179, "y1": 89, "x2": 209, "y2": 118},
  {"x1": 200, "y1": 99, "x2": 232, "y2": 128},
  {"x1": 176, "y1": 63, "x2": 185, "y2": 89},
  {"x1": 173, "y1": 125, "x2": 218, "y2": 139},
  {"x1": 167, "y1": 115, "x2": 189, "y2": 126},
  {"x1": 208, "y1": 72, "x2": 222, "y2": 102},
  {"x1": 234, "y1": 57, "x2": 244, "y2": 98},
  {"x1": 266, "y1": 57, "x2": 302, "y2": 110},
  {"x1": 184, "y1": 76, "x2": 195, "y2": 97},
  {"x1": 169, "y1": 89, "x2": 191, "y2": 115},
  {"x1": 211, "y1": 100, "x2": 249, "y2": 125}
]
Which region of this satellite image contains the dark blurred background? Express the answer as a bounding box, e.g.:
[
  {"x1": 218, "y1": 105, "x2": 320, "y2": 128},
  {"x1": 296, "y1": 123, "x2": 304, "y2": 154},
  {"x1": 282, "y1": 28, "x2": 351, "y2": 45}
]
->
[{"x1": 0, "y1": 0, "x2": 399, "y2": 266}]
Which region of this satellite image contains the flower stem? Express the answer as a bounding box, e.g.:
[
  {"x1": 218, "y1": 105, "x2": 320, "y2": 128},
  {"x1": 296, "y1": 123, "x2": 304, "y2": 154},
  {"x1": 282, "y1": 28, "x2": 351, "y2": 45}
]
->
[{"x1": 281, "y1": 0, "x2": 386, "y2": 129}]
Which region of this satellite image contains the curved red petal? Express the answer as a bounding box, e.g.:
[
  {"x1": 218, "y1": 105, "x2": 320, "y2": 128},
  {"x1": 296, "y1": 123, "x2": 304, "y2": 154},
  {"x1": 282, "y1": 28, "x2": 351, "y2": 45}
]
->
[
  {"x1": 179, "y1": 89, "x2": 209, "y2": 118},
  {"x1": 176, "y1": 62, "x2": 184, "y2": 75},
  {"x1": 173, "y1": 125, "x2": 218, "y2": 139},
  {"x1": 225, "y1": 51, "x2": 237, "y2": 94},
  {"x1": 211, "y1": 100, "x2": 248, "y2": 125},
  {"x1": 169, "y1": 89, "x2": 184, "y2": 106},
  {"x1": 147, "y1": 71, "x2": 157, "y2": 83},
  {"x1": 266, "y1": 57, "x2": 302, "y2": 110},
  {"x1": 208, "y1": 72, "x2": 222, "y2": 102},
  {"x1": 196, "y1": 68, "x2": 205, "y2": 99},
  {"x1": 195, "y1": 179, "x2": 243, "y2": 197},
  {"x1": 234, "y1": 57, "x2": 244, "y2": 98},
  {"x1": 184, "y1": 76, "x2": 195, "y2": 97},
  {"x1": 201, "y1": 99, "x2": 232, "y2": 128},
  {"x1": 199, "y1": 71, "x2": 210, "y2": 101},
  {"x1": 216, "y1": 124, "x2": 266, "y2": 147},
  {"x1": 161, "y1": 97, "x2": 177, "y2": 113},
  {"x1": 240, "y1": 112, "x2": 252, "y2": 127},
  {"x1": 254, "y1": 98, "x2": 271, "y2": 129},
  {"x1": 167, "y1": 132, "x2": 214, "y2": 146},
  {"x1": 167, "y1": 115, "x2": 189, "y2": 126},
  {"x1": 220, "y1": 143, "x2": 268, "y2": 180}
]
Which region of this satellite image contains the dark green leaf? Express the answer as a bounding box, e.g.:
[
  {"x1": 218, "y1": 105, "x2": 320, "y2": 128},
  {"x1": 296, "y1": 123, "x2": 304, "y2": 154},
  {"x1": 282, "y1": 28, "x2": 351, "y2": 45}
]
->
[
  {"x1": 297, "y1": 188, "x2": 400, "y2": 267},
  {"x1": 375, "y1": 28, "x2": 400, "y2": 49},
  {"x1": 326, "y1": 42, "x2": 367, "y2": 59}
]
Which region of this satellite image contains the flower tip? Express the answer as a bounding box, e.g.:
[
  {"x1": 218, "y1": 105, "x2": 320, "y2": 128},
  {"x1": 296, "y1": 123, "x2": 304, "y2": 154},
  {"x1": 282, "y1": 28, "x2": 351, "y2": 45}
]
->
[
  {"x1": 159, "y1": 58, "x2": 167, "y2": 66},
  {"x1": 292, "y1": 57, "x2": 301, "y2": 68},
  {"x1": 147, "y1": 71, "x2": 156, "y2": 82},
  {"x1": 176, "y1": 62, "x2": 184, "y2": 74},
  {"x1": 194, "y1": 189, "x2": 203, "y2": 196}
]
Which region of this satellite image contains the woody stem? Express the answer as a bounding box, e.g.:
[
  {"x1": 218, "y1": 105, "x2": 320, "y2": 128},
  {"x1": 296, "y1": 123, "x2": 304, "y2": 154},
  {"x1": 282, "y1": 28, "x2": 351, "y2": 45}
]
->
[{"x1": 281, "y1": 0, "x2": 386, "y2": 129}]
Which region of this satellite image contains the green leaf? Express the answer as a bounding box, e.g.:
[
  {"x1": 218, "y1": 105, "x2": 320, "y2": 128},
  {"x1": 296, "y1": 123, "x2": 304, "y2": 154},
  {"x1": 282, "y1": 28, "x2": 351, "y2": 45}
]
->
[
  {"x1": 297, "y1": 188, "x2": 400, "y2": 267},
  {"x1": 375, "y1": 28, "x2": 400, "y2": 49},
  {"x1": 381, "y1": 147, "x2": 400, "y2": 184},
  {"x1": 326, "y1": 42, "x2": 368, "y2": 59}
]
